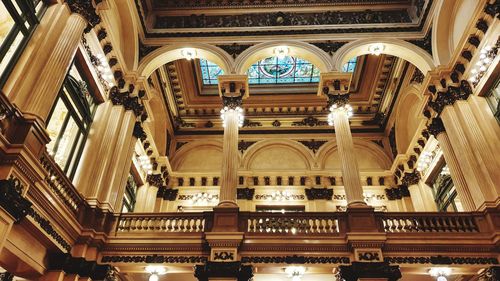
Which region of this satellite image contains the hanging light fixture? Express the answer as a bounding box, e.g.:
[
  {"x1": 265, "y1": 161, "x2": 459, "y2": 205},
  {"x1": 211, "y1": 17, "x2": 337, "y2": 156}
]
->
[
  {"x1": 368, "y1": 43, "x2": 385, "y2": 56},
  {"x1": 285, "y1": 266, "x2": 306, "y2": 281},
  {"x1": 429, "y1": 267, "x2": 451, "y2": 281},
  {"x1": 468, "y1": 44, "x2": 498, "y2": 86},
  {"x1": 146, "y1": 266, "x2": 166, "y2": 281},
  {"x1": 181, "y1": 48, "x2": 197, "y2": 60},
  {"x1": 220, "y1": 106, "x2": 244, "y2": 127},
  {"x1": 273, "y1": 46, "x2": 290, "y2": 59}
]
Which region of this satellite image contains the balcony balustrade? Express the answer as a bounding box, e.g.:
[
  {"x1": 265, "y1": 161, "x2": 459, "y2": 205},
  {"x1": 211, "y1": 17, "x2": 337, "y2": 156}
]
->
[
  {"x1": 378, "y1": 212, "x2": 481, "y2": 233},
  {"x1": 116, "y1": 212, "x2": 210, "y2": 233}
]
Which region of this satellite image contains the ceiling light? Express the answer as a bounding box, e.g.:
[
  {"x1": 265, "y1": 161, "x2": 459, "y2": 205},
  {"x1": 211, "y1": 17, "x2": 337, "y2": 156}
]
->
[
  {"x1": 368, "y1": 43, "x2": 385, "y2": 56},
  {"x1": 274, "y1": 46, "x2": 290, "y2": 59},
  {"x1": 181, "y1": 48, "x2": 197, "y2": 60},
  {"x1": 429, "y1": 267, "x2": 451, "y2": 281},
  {"x1": 146, "y1": 266, "x2": 166, "y2": 281},
  {"x1": 285, "y1": 266, "x2": 306, "y2": 281}
]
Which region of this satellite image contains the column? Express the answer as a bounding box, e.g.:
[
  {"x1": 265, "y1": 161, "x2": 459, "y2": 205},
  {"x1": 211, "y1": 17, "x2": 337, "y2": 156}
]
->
[
  {"x1": 217, "y1": 75, "x2": 247, "y2": 207},
  {"x1": 321, "y1": 73, "x2": 365, "y2": 207},
  {"x1": 22, "y1": 9, "x2": 89, "y2": 121},
  {"x1": 74, "y1": 87, "x2": 143, "y2": 212},
  {"x1": 144, "y1": 174, "x2": 162, "y2": 212},
  {"x1": 133, "y1": 183, "x2": 149, "y2": 212},
  {"x1": 427, "y1": 117, "x2": 475, "y2": 211}
]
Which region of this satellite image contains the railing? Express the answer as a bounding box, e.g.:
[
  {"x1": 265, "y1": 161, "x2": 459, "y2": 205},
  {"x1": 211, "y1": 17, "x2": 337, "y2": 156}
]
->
[
  {"x1": 378, "y1": 213, "x2": 480, "y2": 233},
  {"x1": 116, "y1": 213, "x2": 209, "y2": 233},
  {"x1": 40, "y1": 151, "x2": 84, "y2": 214},
  {"x1": 241, "y1": 212, "x2": 345, "y2": 235}
]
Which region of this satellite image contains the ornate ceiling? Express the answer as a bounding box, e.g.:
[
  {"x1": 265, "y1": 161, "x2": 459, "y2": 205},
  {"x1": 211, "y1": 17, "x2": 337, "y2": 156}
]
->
[
  {"x1": 136, "y1": 0, "x2": 434, "y2": 43},
  {"x1": 149, "y1": 54, "x2": 422, "y2": 135}
]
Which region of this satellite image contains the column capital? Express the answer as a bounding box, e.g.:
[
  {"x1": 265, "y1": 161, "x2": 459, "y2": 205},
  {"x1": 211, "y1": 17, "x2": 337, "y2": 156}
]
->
[
  {"x1": 327, "y1": 93, "x2": 351, "y2": 109},
  {"x1": 217, "y1": 75, "x2": 249, "y2": 99},
  {"x1": 66, "y1": 0, "x2": 101, "y2": 32},
  {"x1": 401, "y1": 170, "x2": 420, "y2": 186},
  {"x1": 427, "y1": 117, "x2": 446, "y2": 137},
  {"x1": 132, "y1": 121, "x2": 147, "y2": 140},
  {"x1": 222, "y1": 95, "x2": 243, "y2": 110},
  {"x1": 427, "y1": 80, "x2": 473, "y2": 114},
  {"x1": 337, "y1": 262, "x2": 402, "y2": 281},
  {"x1": 146, "y1": 174, "x2": 163, "y2": 187}
]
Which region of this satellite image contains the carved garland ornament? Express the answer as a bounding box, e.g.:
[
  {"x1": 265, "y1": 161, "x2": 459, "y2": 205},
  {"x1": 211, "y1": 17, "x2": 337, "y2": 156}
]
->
[
  {"x1": 101, "y1": 255, "x2": 208, "y2": 263},
  {"x1": 241, "y1": 255, "x2": 350, "y2": 264}
]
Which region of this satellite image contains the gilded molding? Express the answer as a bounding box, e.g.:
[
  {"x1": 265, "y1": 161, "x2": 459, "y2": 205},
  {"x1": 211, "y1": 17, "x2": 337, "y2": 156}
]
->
[{"x1": 241, "y1": 255, "x2": 350, "y2": 264}]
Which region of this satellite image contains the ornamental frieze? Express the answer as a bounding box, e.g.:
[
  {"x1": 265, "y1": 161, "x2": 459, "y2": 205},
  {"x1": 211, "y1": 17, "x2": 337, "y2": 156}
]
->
[
  {"x1": 241, "y1": 255, "x2": 350, "y2": 264},
  {"x1": 298, "y1": 140, "x2": 327, "y2": 153},
  {"x1": 238, "y1": 141, "x2": 256, "y2": 153},
  {"x1": 292, "y1": 116, "x2": 328, "y2": 127},
  {"x1": 384, "y1": 256, "x2": 499, "y2": 265},
  {"x1": 101, "y1": 255, "x2": 208, "y2": 263}
]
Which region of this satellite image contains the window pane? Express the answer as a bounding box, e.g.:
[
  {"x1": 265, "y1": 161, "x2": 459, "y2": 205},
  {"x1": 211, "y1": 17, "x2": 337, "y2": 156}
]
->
[
  {"x1": 53, "y1": 117, "x2": 80, "y2": 169},
  {"x1": 0, "y1": 3, "x2": 15, "y2": 45},
  {"x1": 46, "y1": 98, "x2": 69, "y2": 153},
  {"x1": 0, "y1": 30, "x2": 23, "y2": 77}
]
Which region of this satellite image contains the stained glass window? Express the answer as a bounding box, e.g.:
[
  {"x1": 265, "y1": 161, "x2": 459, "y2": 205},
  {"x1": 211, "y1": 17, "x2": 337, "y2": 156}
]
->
[
  {"x1": 199, "y1": 56, "x2": 320, "y2": 85},
  {"x1": 200, "y1": 59, "x2": 224, "y2": 85},
  {"x1": 342, "y1": 57, "x2": 357, "y2": 72}
]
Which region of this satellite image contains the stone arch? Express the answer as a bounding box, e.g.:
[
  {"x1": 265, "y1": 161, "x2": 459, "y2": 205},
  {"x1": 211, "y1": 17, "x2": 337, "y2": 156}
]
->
[
  {"x1": 317, "y1": 139, "x2": 392, "y2": 171},
  {"x1": 394, "y1": 85, "x2": 424, "y2": 154},
  {"x1": 171, "y1": 140, "x2": 223, "y2": 172},
  {"x1": 242, "y1": 139, "x2": 315, "y2": 171},
  {"x1": 432, "y1": 0, "x2": 482, "y2": 66},
  {"x1": 105, "y1": 0, "x2": 140, "y2": 72},
  {"x1": 332, "y1": 38, "x2": 436, "y2": 73},
  {"x1": 234, "y1": 40, "x2": 333, "y2": 74},
  {"x1": 137, "y1": 43, "x2": 234, "y2": 78}
]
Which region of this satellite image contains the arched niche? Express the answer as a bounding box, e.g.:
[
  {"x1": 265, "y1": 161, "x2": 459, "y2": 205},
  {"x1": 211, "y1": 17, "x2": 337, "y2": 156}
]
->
[
  {"x1": 332, "y1": 38, "x2": 435, "y2": 73},
  {"x1": 318, "y1": 139, "x2": 392, "y2": 171},
  {"x1": 171, "y1": 141, "x2": 223, "y2": 172},
  {"x1": 242, "y1": 139, "x2": 314, "y2": 171},
  {"x1": 234, "y1": 41, "x2": 333, "y2": 74},
  {"x1": 137, "y1": 44, "x2": 233, "y2": 78},
  {"x1": 395, "y1": 86, "x2": 423, "y2": 154}
]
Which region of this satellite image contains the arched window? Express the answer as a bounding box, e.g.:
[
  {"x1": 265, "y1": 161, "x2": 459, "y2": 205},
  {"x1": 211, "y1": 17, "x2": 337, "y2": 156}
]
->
[{"x1": 246, "y1": 56, "x2": 320, "y2": 84}]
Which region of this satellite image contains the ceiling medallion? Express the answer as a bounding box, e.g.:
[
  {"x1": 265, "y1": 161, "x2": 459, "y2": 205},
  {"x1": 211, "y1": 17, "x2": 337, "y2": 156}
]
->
[
  {"x1": 368, "y1": 43, "x2": 385, "y2": 56},
  {"x1": 273, "y1": 46, "x2": 290, "y2": 59},
  {"x1": 180, "y1": 48, "x2": 197, "y2": 60}
]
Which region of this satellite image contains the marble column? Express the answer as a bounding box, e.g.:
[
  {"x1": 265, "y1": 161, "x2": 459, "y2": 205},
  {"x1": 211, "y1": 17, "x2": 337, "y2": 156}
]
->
[
  {"x1": 23, "y1": 13, "x2": 87, "y2": 122},
  {"x1": 219, "y1": 108, "x2": 240, "y2": 207},
  {"x1": 329, "y1": 95, "x2": 366, "y2": 207},
  {"x1": 427, "y1": 117, "x2": 475, "y2": 211}
]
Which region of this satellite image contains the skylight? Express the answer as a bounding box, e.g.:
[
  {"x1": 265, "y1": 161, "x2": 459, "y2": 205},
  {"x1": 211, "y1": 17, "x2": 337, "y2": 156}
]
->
[{"x1": 199, "y1": 56, "x2": 357, "y2": 86}]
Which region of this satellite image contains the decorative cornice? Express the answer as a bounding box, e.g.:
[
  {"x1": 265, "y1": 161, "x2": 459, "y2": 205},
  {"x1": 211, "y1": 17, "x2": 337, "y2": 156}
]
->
[
  {"x1": 66, "y1": 0, "x2": 101, "y2": 33},
  {"x1": 338, "y1": 262, "x2": 401, "y2": 281},
  {"x1": 133, "y1": 122, "x2": 147, "y2": 140},
  {"x1": 311, "y1": 41, "x2": 348, "y2": 56},
  {"x1": 216, "y1": 44, "x2": 253, "y2": 59},
  {"x1": 101, "y1": 255, "x2": 208, "y2": 263},
  {"x1": 401, "y1": 170, "x2": 420, "y2": 186},
  {"x1": 194, "y1": 262, "x2": 253, "y2": 281},
  {"x1": 384, "y1": 255, "x2": 499, "y2": 265},
  {"x1": 241, "y1": 255, "x2": 350, "y2": 264},
  {"x1": 157, "y1": 187, "x2": 178, "y2": 201},
  {"x1": 427, "y1": 117, "x2": 445, "y2": 137},
  {"x1": 173, "y1": 116, "x2": 196, "y2": 130},
  {"x1": 292, "y1": 116, "x2": 328, "y2": 127},
  {"x1": 305, "y1": 188, "x2": 333, "y2": 200},
  {"x1": 28, "y1": 208, "x2": 71, "y2": 251},
  {"x1": 146, "y1": 174, "x2": 163, "y2": 187},
  {"x1": 0, "y1": 178, "x2": 31, "y2": 223},
  {"x1": 48, "y1": 253, "x2": 116, "y2": 279},
  {"x1": 237, "y1": 188, "x2": 255, "y2": 200},
  {"x1": 298, "y1": 140, "x2": 327, "y2": 153},
  {"x1": 238, "y1": 140, "x2": 256, "y2": 153},
  {"x1": 385, "y1": 185, "x2": 410, "y2": 200}
]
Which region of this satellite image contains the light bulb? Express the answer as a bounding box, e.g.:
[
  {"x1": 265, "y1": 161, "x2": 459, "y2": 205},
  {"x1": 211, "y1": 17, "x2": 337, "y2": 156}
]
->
[
  {"x1": 437, "y1": 276, "x2": 447, "y2": 281},
  {"x1": 149, "y1": 274, "x2": 159, "y2": 281}
]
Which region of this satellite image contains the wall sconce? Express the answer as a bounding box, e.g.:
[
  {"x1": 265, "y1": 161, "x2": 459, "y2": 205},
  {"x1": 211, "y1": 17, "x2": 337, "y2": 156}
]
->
[
  {"x1": 429, "y1": 267, "x2": 451, "y2": 281},
  {"x1": 273, "y1": 46, "x2": 290, "y2": 59},
  {"x1": 368, "y1": 43, "x2": 385, "y2": 56},
  {"x1": 138, "y1": 155, "x2": 153, "y2": 174},
  {"x1": 146, "y1": 266, "x2": 166, "y2": 281},
  {"x1": 181, "y1": 48, "x2": 197, "y2": 60},
  {"x1": 416, "y1": 151, "x2": 435, "y2": 172},
  {"x1": 285, "y1": 266, "x2": 306, "y2": 281},
  {"x1": 469, "y1": 44, "x2": 498, "y2": 87}
]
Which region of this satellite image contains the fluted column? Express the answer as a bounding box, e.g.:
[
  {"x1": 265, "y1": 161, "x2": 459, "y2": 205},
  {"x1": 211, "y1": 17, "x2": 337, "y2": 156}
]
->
[
  {"x1": 331, "y1": 108, "x2": 366, "y2": 206},
  {"x1": 219, "y1": 109, "x2": 240, "y2": 206},
  {"x1": 428, "y1": 118, "x2": 475, "y2": 211}
]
